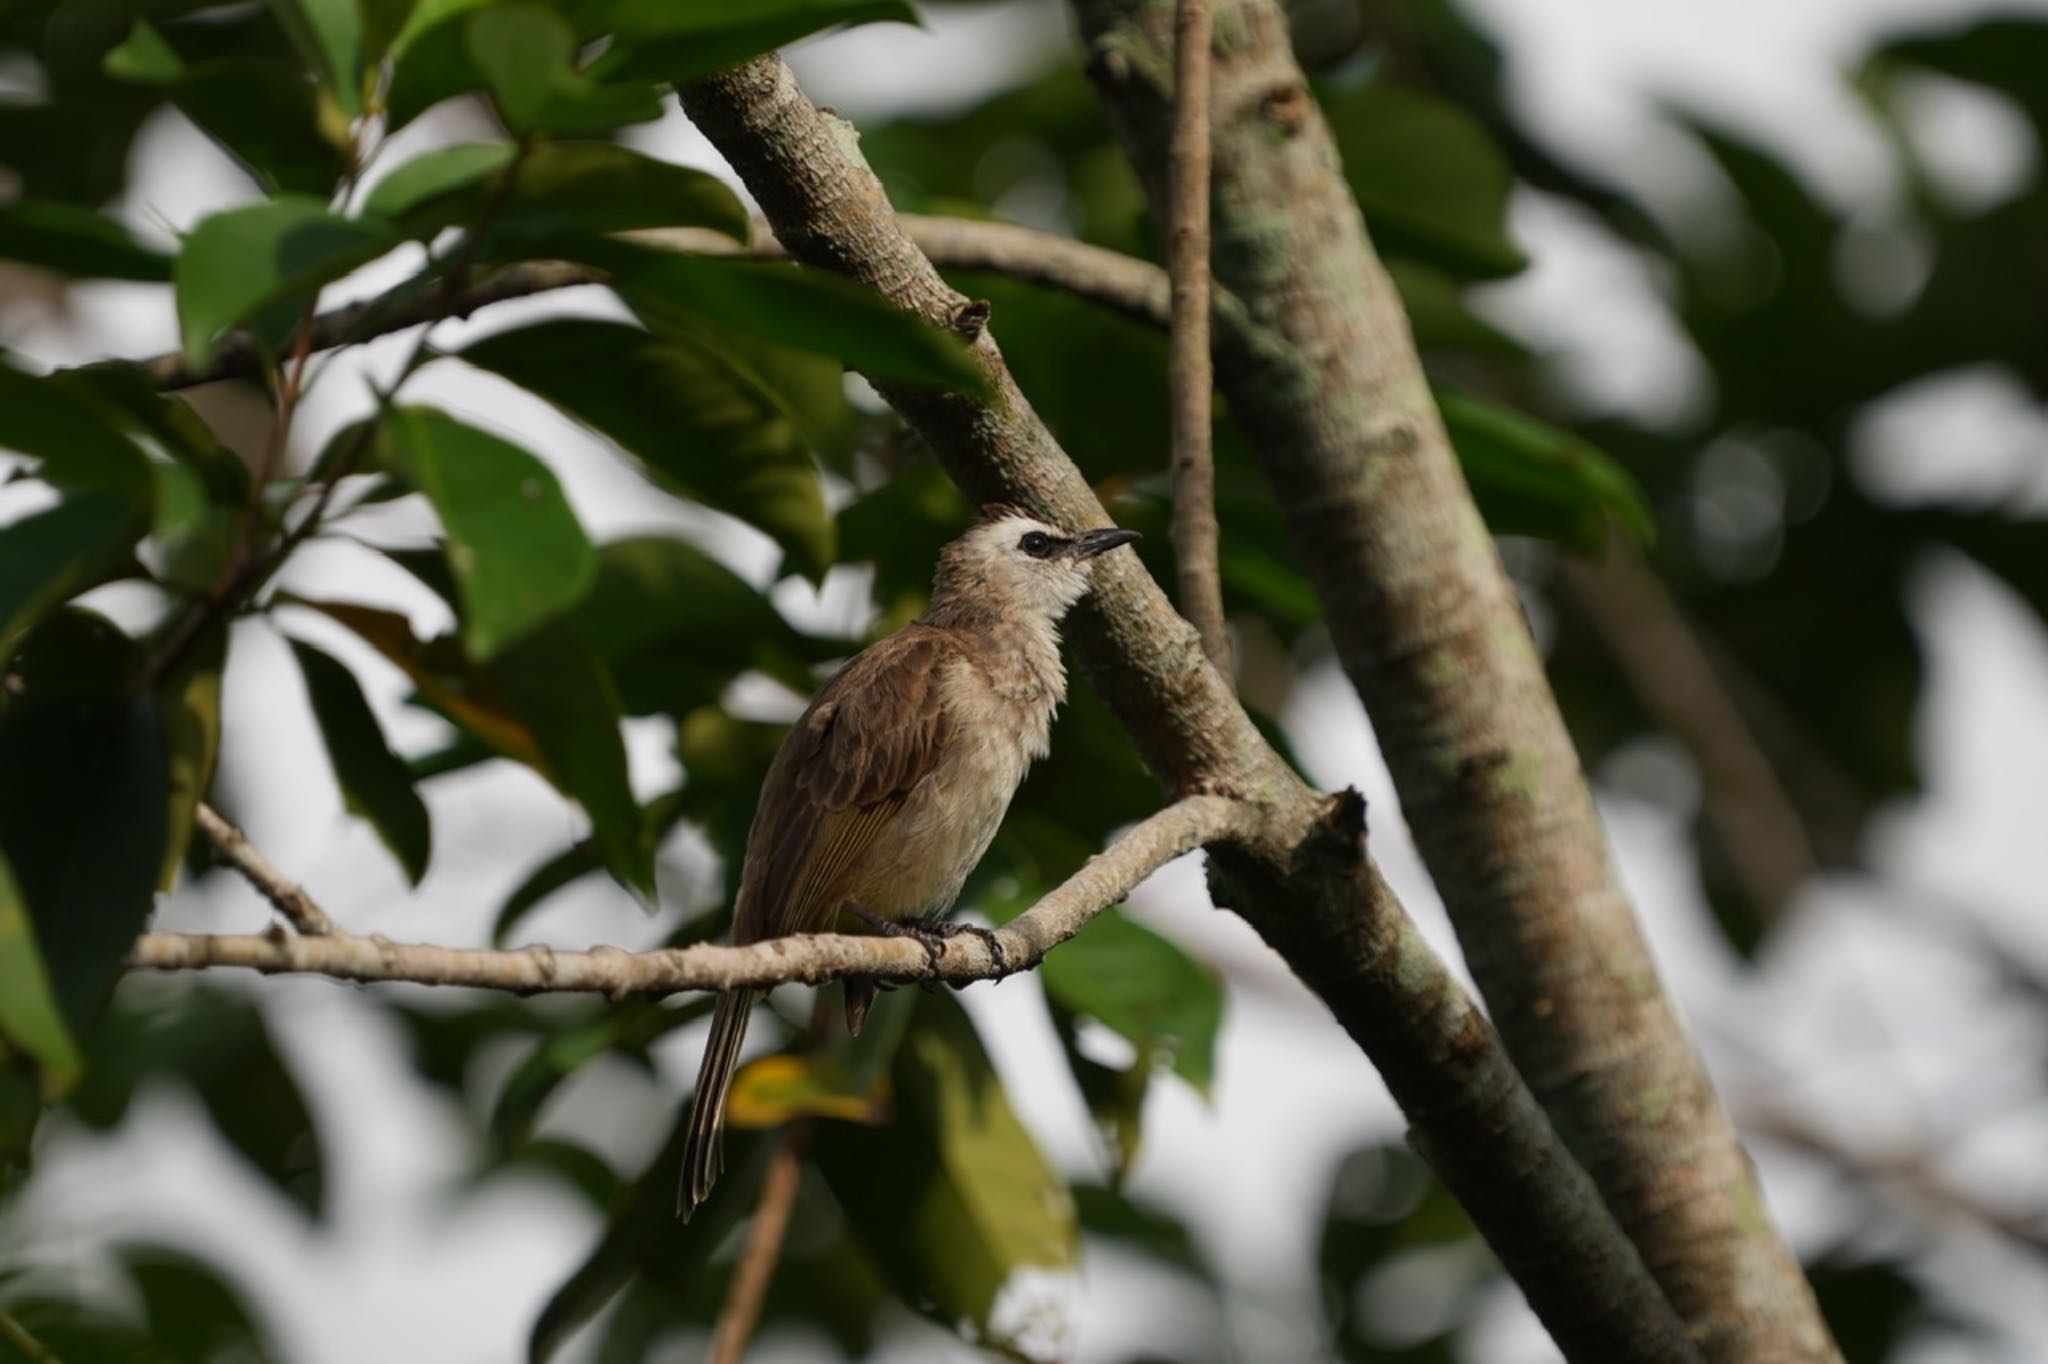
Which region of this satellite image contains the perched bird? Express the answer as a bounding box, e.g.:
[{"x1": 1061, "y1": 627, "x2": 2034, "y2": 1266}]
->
[{"x1": 677, "y1": 506, "x2": 1141, "y2": 1219}]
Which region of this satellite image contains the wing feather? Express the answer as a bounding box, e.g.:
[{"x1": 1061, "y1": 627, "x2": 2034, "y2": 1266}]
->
[{"x1": 731, "y1": 626, "x2": 961, "y2": 942}]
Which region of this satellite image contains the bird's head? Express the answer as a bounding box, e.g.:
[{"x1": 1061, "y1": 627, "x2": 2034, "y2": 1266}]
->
[{"x1": 928, "y1": 506, "x2": 1141, "y2": 624}]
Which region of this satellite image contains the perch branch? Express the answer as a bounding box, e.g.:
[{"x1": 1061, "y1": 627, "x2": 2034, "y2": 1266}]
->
[
  {"x1": 1166, "y1": 0, "x2": 1229, "y2": 674},
  {"x1": 131, "y1": 797, "x2": 1243, "y2": 993}
]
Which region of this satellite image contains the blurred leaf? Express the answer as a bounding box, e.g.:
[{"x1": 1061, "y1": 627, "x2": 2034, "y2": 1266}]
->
[
  {"x1": 489, "y1": 1000, "x2": 711, "y2": 1149},
  {"x1": 0, "y1": 200, "x2": 171, "y2": 281},
  {"x1": 0, "y1": 494, "x2": 147, "y2": 664},
  {"x1": 1388, "y1": 259, "x2": 1528, "y2": 360},
  {"x1": 70, "y1": 983, "x2": 325, "y2": 1218},
  {"x1": 154, "y1": 627, "x2": 225, "y2": 890},
  {"x1": 0, "y1": 612, "x2": 166, "y2": 1042},
  {"x1": 268, "y1": 0, "x2": 364, "y2": 117},
  {"x1": 466, "y1": 2, "x2": 661, "y2": 134},
  {"x1": 1034, "y1": 907, "x2": 1221, "y2": 1096},
  {"x1": 104, "y1": 23, "x2": 350, "y2": 194},
  {"x1": 593, "y1": 241, "x2": 995, "y2": 398},
  {"x1": 1438, "y1": 386, "x2": 1654, "y2": 553},
  {"x1": 366, "y1": 139, "x2": 749, "y2": 251},
  {"x1": 0, "y1": 850, "x2": 82, "y2": 1097},
  {"x1": 1809, "y1": 1259, "x2": 1934, "y2": 1364},
  {"x1": 1049, "y1": 1001, "x2": 1149, "y2": 1183},
  {"x1": 496, "y1": 622, "x2": 651, "y2": 897},
  {"x1": 291, "y1": 598, "x2": 546, "y2": 769},
  {"x1": 174, "y1": 197, "x2": 399, "y2": 368},
  {"x1": 815, "y1": 991, "x2": 1078, "y2": 1354},
  {"x1": 376, "y1": 405, "x2": 597, "y2": 660},
  {"x1": 0, "y1": 365, "x2": 156, "y2": 503},
  {"x1": 289, "y1": 638, "x2": 433, "y2": 885},
  {"x1": 50, "y1": 366, "x2": 251, "y2": 506},
  {"x1": 597, "y1": 0, "x2": 920, "y2": 84},
  {"x1": 1323, "y1": 80, "x2": 1525, "y2": 279},
  {"x1": 123, "y1": 1241, "x2": 279, "y2": 1363},
  {"x1": 493, "y1": 842, "x2": 600, "y2": 945},
  {"x1": 561, "y1": 536, "x2": 833, "y2": 715},
  {"x1": 458, "y1": 323, "x2": 833, "y2": 577},
  {"x1": 727, "y1": 1052, "x2": 891, "y2": 1128}
]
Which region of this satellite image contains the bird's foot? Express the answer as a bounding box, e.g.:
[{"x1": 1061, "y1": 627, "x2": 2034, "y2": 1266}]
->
[{"x1": 842, "y1": 903, "x2": 1008, "y2": 982}]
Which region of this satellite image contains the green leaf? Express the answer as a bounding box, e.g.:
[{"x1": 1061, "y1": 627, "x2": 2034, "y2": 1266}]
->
[
  {"x1": 458, "y1": 322, "x2": 833, "y2": 577},
  {"x1": 814, "y1": 992, "x2": 1078, "y2": 1353},
  {"x1": 1324, "y1": 82, "x2": 1526, "y2": 280},
  {"x1": 1437, "y1": 386, "x2": 1654, "y2": 554},
  {"x1": 492, "y1": 843, "x2": 601, "y2": 945},
  {"x1": 496, "y1": 622, "x2": 652, "y2": 897},
  {"x1": 0, "y1": 201, "x2": 172, "y2": 281},
  {"x1": 1034, "y1": 908, "x2": 1222, "y2": 1096},
  {"x1": 375, "y1": 405, "x2": 598, "y2": 660},
  {"x1": 69, "y1": 983, "x2": 327, "y2": 1218},
  {"x1": 290, "y1": 639, "x2": 433, "y2": 885},
  {"x1": 0, "y1": 613, "x2": 168, "y2": 1041},
  {"x1": 268, "y1": 0, "x2": 366, "y2": 116},
  {"x1": 365, "y1": 139, "x2": 749, "y2": 253},
  {"x1": 487, "y1": 1000, "x2": 710, "y2": 1149},
  {"x1": 174, "y1": 197, "x2": 399, "y2": 368},
  {"x1": 593, "y1": 241, "x2": 995, "y2": 398},
  {"x1": 155, "y1": 627, "x2": 226, "y2": 891},
  {"x1": 0, "y1": 366, "x2": 156, "y2": 504},
  {"x1": 0, "y1": 495, "x2": 148, "y2": 665},
  {"x1": 290, "y1": 597, "x2": 547, "y2": 770},
  {"x1": 463, "y1": 2, "x2": 661, "y2": 134},
  {"x1": 726, "y1": 1052, "x2": 890, "y2": 1127},
  {"x1": 51, "y1": 366, "x2": 252, "y2": 506},
  {"x1": 123, "y1": 1243, "x2": 280, "y2": 1363},
  {"x1": 598, "y1": 0, "x2": 920, "y2": 85},
  {"x1": 0, "y1": 850, "x2": 83, "y2": 1097},
  {"x1": 385, "y1": 0, "x2": 493, "y2": 129}
]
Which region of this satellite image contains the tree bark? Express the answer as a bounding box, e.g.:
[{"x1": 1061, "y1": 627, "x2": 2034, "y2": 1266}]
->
[
  {"x1": 677, "y1": 55, "x2": 1703, "y2": 1364},
  {"x1": 1063, "y1": 1, "x2": 1837, "y2": 1359}
]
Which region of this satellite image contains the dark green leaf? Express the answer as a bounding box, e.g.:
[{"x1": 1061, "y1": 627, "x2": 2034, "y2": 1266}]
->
[
  {"x1": 0, "y1": 495, "x2": 147, "y2": 664},
  {"x1": 290, "y1": 638, "x2": 433, "y2": 885},
  {"x1": 154, "y1": 626, "x2": 225, "y2": 890},
  {"x1": 375, "y1": 405, "x2": 598, "y2": 660},
  {"x1": 598, "y1": 0, "x2": 920, "y2": 85},
  {"x1": 0, "y1": 850, "x2": 82, "y2": 1097},
  {"x1": 1073, "y1": 1183, "x2": 1217, "y2": 1284},
  {"x1": 268, "y1": 0, "x2": 365, "y2": 116},
  {"x1": 488, "y1": 999, "x2": 710, "y2": 1149},
  {"x1": 496, "y1": 621, "x2": 652, "y2": 897},
  {"x1": 0, "y1": 612, "x2": 167, "y2": 1040},
  {"x1": 0, "y1": 200, "x2": 171, "y2": 281},
  {"x1": 174, "y1": 197, "x2": 399, "y2": 368},
  {"x1": 124, "y1": 1242, "x2": 279, "y2": 1363},
  {"x1": 50, "y1": 365, "x2": 252, "y2": 505},
  {"x1": 465, "y1": 2, "x2": 661, "y2": 134},
  {"x1": 70, "y1": 983, "x2": 326, "y2": 1218},
  {"x1": 1324, "y1": 81, "x2": 1525, "y2": 279},
  {"x1": 0, "y1": 365, "x2": 155, "y2": 504},
  {"x1": 460, "y1": 318, "x2": 832, "y2": 575},
  {"x1": 493, "y1": 842, "x2": 601, "y2": 945},
  {"x1": 814, "y1": 992, "x2": 1078, "y2": 1352},
  {"x1": 593, "y1": 240, "x2": 995, "y2": 398},
  {"x1": 359, "y1": 140, "x2": 518, "y2": 232},
  {"x1": 1439, "y1": 387, "x2": 1654, "y2": 553}
]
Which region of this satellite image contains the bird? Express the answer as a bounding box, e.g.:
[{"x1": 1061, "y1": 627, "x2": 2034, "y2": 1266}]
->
[{"x1": 677, "y1": 506, "x2": 1141, "y2": 1220}]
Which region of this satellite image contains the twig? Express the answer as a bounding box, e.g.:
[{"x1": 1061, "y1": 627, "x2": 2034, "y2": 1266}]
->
[
  {"x1": 133, "y1": 797, "x2": 1242, "y2": 993},
  {"x1": 1167, "y1": 0, "x2": 1229, "y2": 675},
  {"x1": 710, "y1": 1123, "x2": 810, "y2": 1364},
  {"x1": 0, "y1": 1306, "x2": 59, "y2": 1364},
  {"x1": 1559, "y1": 532, "x2": 1818, "y2": 914},
  {"x1": 194, "y1": 803, "x2": 335, "y2": 935}
]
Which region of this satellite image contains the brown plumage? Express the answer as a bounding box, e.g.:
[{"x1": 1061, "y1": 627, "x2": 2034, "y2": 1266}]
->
[{"x1": 677, "y1": 509, "x2": 1141, "y2": 1219}]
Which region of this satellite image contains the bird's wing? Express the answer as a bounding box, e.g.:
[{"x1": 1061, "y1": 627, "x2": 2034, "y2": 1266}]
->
[{"x1": 733, "y1": 625, "x2": 961, "y2": 941}]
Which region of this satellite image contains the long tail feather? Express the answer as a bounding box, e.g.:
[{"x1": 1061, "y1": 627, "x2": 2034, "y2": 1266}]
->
[{"x1": 678, "y1": 988, "x2": 759, "y2": 1221}]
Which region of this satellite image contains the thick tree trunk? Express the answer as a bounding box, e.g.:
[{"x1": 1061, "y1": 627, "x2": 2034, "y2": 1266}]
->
[{"x1": 1063, "y1": 1, "x2": 1839, "y2": 1359}]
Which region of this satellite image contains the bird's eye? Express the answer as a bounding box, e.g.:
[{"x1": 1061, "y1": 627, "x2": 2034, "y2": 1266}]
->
[{"x1": 1019, "y1": 531, "x2": 1054, "y2": 558}]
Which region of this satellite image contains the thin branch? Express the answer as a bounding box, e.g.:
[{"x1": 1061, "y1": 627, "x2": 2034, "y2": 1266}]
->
[
  {"x1": 133, "y1": 797, "x2": 1243, "y2": 993},
  {"x1": 1559, "y1": 532, "x2": 1818, "y2": 915},
  {"x1": 193, "y1": 803, "x2": 335, "y2": 935},
  {"x1": 710, "y1": 1123, "x2": 810, "y2": 1364},
  {"x1": 1167, "y1": 0, "x2": 1229, "y2": 675},
  {"x1": 0, "y1": 1305, "x2": 59, "y2": 1364}
]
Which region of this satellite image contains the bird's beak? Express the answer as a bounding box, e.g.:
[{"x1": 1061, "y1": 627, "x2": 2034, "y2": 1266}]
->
[{"x1": 1068, "y1": 527, "x2": 1142, "y2": 559}]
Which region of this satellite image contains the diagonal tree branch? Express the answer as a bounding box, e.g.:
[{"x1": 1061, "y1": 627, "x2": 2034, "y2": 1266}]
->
[
  {"x1": 676, "y1": 54, "x2": 1701, "y2": 1364},
  {"x1": 135, "y1": 796, "x2": 1242, "y2": 993},
  {"x1": 1064, "y1": 1, "x2": 1836, "y2": 1357},
  {"x1": 1166, "y1": 0, "x2": 1230, "y2": 674},
  {"x1": 194, "y1": 802, "x2": 335, "y2": 935}
]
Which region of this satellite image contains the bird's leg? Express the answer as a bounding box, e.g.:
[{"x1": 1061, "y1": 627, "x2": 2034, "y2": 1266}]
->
[{"x1": 842, "y1": 902, "x2": 1008, "y2": 981}]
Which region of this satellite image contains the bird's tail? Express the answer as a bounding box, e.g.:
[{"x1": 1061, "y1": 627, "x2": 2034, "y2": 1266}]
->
[{"x1": 678, "y1": 988, "x2": 759, "y2": 1221}]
